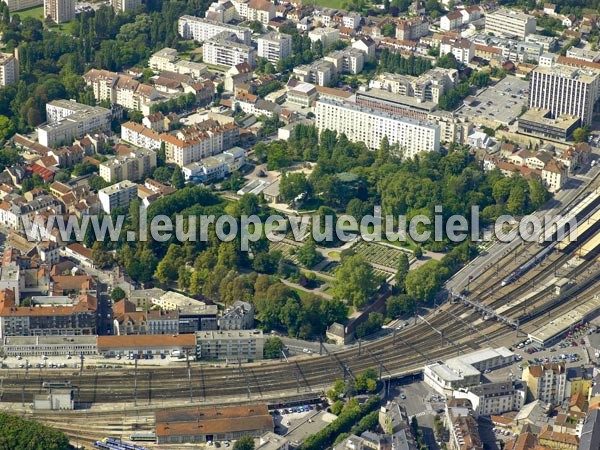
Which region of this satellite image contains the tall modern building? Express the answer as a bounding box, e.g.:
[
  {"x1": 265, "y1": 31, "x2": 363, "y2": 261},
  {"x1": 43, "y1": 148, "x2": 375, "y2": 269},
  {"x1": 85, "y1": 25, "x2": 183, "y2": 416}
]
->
[
  {"x1": 257, "y1": 32, "x2": 292, "y2": 64},
  {"x1": 1, "y1": 0, "x2": 42, "y2": 12},
  {"x1": 0, "y1": 52, "x2": 19, "y2": 86},
  {"x1": 315, "y1": 98, "x2": 440, "y2": 157},
  {"x1": 111, "y1": 0, "x2": 142, "y2": 13},
  {"x1": 202, "y1": 32, "x2": 257, "y2": 68},
  {"x1": 529, "y1": 62, "x2": 600, "y2": 125},
  {"x1": 485, "y1": 8, "x2": 536, "y2": 39},
  {"x1": 44, "y1": 0, "x2": 74, "y2": 23}
]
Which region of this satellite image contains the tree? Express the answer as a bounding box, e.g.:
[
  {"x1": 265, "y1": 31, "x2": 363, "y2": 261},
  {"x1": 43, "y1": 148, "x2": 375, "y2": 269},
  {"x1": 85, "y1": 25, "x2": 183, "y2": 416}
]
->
[
  {"x1": 280, "y1": 171, "x2": 310, "y2": 203},
  {"x1": 395, "y1": 252, "x2": 410, "y2": 291},
  {"x1": 296, "y1": 239, "x2": 322, "y2": 268},
  {"x1": 573, "y1": 127, "x2": 590, "y2": 143},
  {"x1": 333, "y1": 254, "x2": 377, "y2": 309},
  {"x1": 263, "y1": 336, "x2": 283, "y2": 359},
  {"x1": 0, "y1": 115, "x2": 15, "y2": 141},
  {"x1": 413, "y1": 246, "x2": 423, "y2": 259},
  {"x1": 171, "y1": 167, "x2": 185, "y2": 189},
  {"x1": 110, "y1": 286, "x2": 126, "y2": 302},
  {"x1": 355, "y1": 312, "x2": 383, "y2": 338},
  {"x1": 233, "y1": 436, "x2": 255, "y2": 450},
  {"x1": 386, "y1": 294, "x2": 414, "y2": 318},
  {"x1": 92, "y1": 242, "x2": 113, "y2": 269},
  {"x1": 0, "y1": 413, "x2": 70, "y2": 449}
]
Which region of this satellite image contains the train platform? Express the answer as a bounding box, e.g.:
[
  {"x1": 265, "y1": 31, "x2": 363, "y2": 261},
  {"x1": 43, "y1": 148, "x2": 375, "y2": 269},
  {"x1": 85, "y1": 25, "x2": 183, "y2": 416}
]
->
[{"x1": 527, "y1": 295, "x2": 600, "y2": 347}]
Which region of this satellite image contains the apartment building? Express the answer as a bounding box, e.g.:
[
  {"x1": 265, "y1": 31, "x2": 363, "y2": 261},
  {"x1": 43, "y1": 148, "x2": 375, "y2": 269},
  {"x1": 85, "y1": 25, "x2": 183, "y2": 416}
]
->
[
  {"x1": 113, "y1": 299, "x2": 179, "y2": 336},
  {"x1": 178, "y1": 15, "x2": 251, "y2": 45},
  {"x1": 308, "y1": 27, "x2": 340, "y2": 49},
  {"x1": 293, "y1": 60, "x2": 336, "y2": 86},
  {"x1": 541, "y1": 159, "x2": 568, "y2": 193},
  {"x1": 0, "y1": 289, "x2": 97, "y2": 338},
  {"x1": 369, "y1": 68, "x2": 458, "y2": 105},
  {"x1": 111, "y1": 0, "x2": 141, "y2": 13},
  {"x1": 343, "y1": 12, "x2": 361, "y2": 29},
  {"x1": 98, "y1": 180, "x2": 138, "y2": 213},
  {"x1": 220, "y1": 301, "x2": 254, "y2": 330},
  {"x1": 37, "y1": 100, "x2": 111, "y2": 148},
  {"x1": 440, "y1": 37, "x2": 475, "y2": 64},
  {"x1": 523, "y1": 363, "x2": 567, "y2": 405},
  {"x1": 395, "y1": 16, "x2": 429, "y2": 41},
  {"x1": 485, "y1": 8, "x2": 537, "y2": 39},
  {"x1": 99, "y1": 147, "x2": 157, "y2": 183},
  {"x1": 0, "y1": 52, "x2": 18, "y2": 86},
  {"x1": 529, "y1": 62, "x2": 600, "y2": 125},
  {"x1": 196, "y1": 329, "x2": 264, "y2": 362},
  {"x1": 148, "y1": 48, "x2": 208, "y2": 80},
  {"x1": 246, "y1": 0, "x2": 275, "y2": 24},
  {"x1": 324, "y1": 48, "x2": 365, "y2": 75},
  {"x1": 161, "y1": 120, "x2": 239, "y2": 166},
  {"x1": 44, "y1": 0, "x2": 74, "y2": 23},
  {"x1": 182, "y1": 147, "x2": 246, "y2": 181},
  {"x1": 205, "y1": 1, "x2": 237, "y2": 23},
  {"x1": 1, "y1": 0, "x2": 42, "y2": 12},
  {"x1": 315, "y1": 98, "x2": 440, "y2": 157},
  {"x1": 202, "y1": 32, "x2": 257, "y2": 68},
  {"x1": 257, "y1": 32, "x2": 292, "y2": 63},
  {"x1": 120, "y1": 121, "x2": 162, "y2": 151},
  {"x1": 453, "y1": 381, "x2": 526, "y2": 417}
]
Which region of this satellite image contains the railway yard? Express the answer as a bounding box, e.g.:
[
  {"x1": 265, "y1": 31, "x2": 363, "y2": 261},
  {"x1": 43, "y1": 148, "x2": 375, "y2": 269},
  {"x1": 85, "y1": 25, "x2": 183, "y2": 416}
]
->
[{"x1": 3, "y1": 186, "x2": 600, "y2": 447}]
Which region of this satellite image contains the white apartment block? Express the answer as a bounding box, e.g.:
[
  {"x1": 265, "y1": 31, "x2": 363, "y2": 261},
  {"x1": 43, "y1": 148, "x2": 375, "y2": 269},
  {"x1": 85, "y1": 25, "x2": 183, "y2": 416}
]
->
[
  {"x1": 324, "y1": 48, "x2": 365, "y2": 75},
  {"x1": 111, "y1": 0, "x2": 141, "y2": 12},
  {"x1": 38, "y1": 100, "x2": 111, "y2": 148},
  {"x1": 440, "y1": 11, "x2": 463, "y2": 31},
  {"x1": 369, "y1": 68, "x2": 458, "y2": 105},
  {"x1": 161, "y1": 121, "x2": 239, "y2": 166},
  {"x1": 343, "y1": 12, "x2": 361, "y2": 30},
  {"x1": 308, "y1": 28, "x2": 340, "y2": 49},
  {"x1": 246, "y1": 0, "x2": 275, "y2": 24},
  {"x1": 98, "y1": 180, "x2": 138, "y2": 214},
  {"x1": 205, "y1": 1, "x2": 237, "y2": 23},
  {"x1": 1, "y1": 0, "x2": 42, "y2": 12},
  {"x1": 440, "y1": 37, "x2": 474, "y2": 64},
  {"x1": 0, "y1": 52, "x2": 19, "y2": 86},
  {"x1": 202, "y1": 32, "x2": 257, "y2": 68},
  {"x1": 148, "y1": 48, "x2": 208, "y2": 80},
  {"x1": 453, "y1": 381, "x2": 526, "y2": 417},
  {"x1": 121, "y1": 121, "x2": 162, "y2": 151},
  {"x1": 293, "y1": 61, "x2": 336, "y2": 87},
  {"x1": 178, "y1": 15, "x2": 251, "y2": 45},
  {"x1": 315, "y1": 98, "x2": 440, "y2": 157},
  {"x1": 485, "y1": 8, "x2": 536, "y2": 39},
  {"x1": 99, "y1": 147, "x2": 157, "y2": 183},
  {"x1": 44, "y1": 0, "x2": 74, "y2": 24},
  {"x1": 196, "y1": 329, "x2": 264, "y2": 362},
  {"x1": 257, "y1": 32, "x2": 292, "y2": 63},
  {"x1": 529, "y1": 63, "x2": 600, "y2": 125}
]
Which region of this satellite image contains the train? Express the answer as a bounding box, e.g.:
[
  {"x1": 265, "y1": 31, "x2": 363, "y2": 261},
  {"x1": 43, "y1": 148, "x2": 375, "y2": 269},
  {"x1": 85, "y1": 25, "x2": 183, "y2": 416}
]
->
[
  {"x1": 500, "y1": 242, "x2": 556, "y2": 287},
  {"x1": 94, "y1": 437, "x2": 148, "y2": 450}
]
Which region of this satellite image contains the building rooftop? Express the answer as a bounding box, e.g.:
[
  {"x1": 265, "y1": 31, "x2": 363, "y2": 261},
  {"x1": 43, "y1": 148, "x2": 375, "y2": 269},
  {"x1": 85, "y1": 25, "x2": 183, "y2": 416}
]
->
[{"x1": 98, "y1": 180, "x2": 137, "y2": 195}]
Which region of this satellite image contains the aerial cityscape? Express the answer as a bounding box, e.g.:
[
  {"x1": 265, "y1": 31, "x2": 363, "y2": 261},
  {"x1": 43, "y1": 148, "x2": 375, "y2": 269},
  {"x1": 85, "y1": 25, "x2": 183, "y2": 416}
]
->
[{"x1": 1, "y1": 0, "x2": 600, "y2": 449}]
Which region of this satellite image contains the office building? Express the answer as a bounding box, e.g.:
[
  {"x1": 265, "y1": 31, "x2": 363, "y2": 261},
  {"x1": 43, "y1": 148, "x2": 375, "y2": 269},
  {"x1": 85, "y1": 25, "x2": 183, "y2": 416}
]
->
[
  {"x1": 196, "y1": 329, "x2": 264, "y2": 362},
  {"x1": 315, "y1": 98, "x2": 440, "y2": 157},
  {"x1": 1, "y1": 0, "x2": 42, "y2": 12},
  {"x1": 202, "y1": 32, "x2": 257, "y2": 68},
  {"x1": 518, "y1": 108, "x2": 581, "y2": 140},
  {"x1": 0, "y1": 52, "x2": 19, "y2": 86},
  {"x1": 161, "y1": 120, "x2": 239, "y2": 167},
  {"x1": 98, "y1": 180, "x2": 138, "y2": 213},
  {"x1": 178, "y1": 15, "x2": 251, "y2": 45},
  {"x1": 257, "y1": 32, "x2": 292, "y2": 63},
  {"x1": 522, "y1": 362, "x2": 567, "y2": 405},
  {"x1": 529, "y1": 62, "x2": 600, "y2": 125},
  {"x1": 111, "y1": 0, "x2": 141, "y2": 13},
  {"x1": 44, "y1": 0, "x2": 74, "y2": 23},
  {"x1": 99, "y1": 147, "x2": 157, "y2": 183},
  {"x1": 37, "y1": 100, "x2": 111, "y2": 148},
  {"x1": 485, "y1": 8, "x2": 537, "y2": 39}
]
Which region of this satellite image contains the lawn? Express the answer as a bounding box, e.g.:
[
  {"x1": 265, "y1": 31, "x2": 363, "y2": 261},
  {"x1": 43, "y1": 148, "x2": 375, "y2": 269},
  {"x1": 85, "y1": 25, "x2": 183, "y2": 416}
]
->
[
  {"x1": 11, "y1": 6, "x2": 43, "y2": 20},
  {"x1": 313, "y1": 0, "x2": 344, "y2": 8}
]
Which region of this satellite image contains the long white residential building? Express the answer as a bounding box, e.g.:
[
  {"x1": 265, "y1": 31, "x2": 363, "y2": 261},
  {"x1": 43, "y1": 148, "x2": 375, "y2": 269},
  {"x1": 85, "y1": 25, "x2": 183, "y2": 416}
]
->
[
  {"x1": 121, "y1": 121, "x2": 162, "y2": 151},
  {"x1": 2, "y1": 0, "x2": 42, "y2": 12},
  {"x1": 0, "y1": 52, "x2": 19, "y2": 86},
  {"x1": 315, "y1": 98, "x2": 440, "y2": 157},
  {"x1": 98, "y1": 180, "x2": 138, "y2": 214},
  {"x1": 178, "y1": 15, "x2": 251, "y2": 45},
  {"x1": 485, "y1": 8, "x2": 536, "y2": 39},
  {"x1": 529, "y1": 62, "x2": 600, "y2": 126}
]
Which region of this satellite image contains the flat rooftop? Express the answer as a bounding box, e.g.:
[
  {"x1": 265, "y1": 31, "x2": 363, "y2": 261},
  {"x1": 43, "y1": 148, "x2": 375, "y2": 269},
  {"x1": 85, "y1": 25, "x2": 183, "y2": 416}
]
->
[{"x1": 528, "y1": 295, "x2": 600, "y2": 345}]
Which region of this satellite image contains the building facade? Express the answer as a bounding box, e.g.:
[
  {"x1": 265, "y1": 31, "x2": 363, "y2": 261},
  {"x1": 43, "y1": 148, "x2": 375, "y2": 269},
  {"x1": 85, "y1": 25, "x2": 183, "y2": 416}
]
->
[
  {"x1": 99, "y1": 147, "x2": 157, "y2": 183},
  {"x1": 202, "y1": 32, "x2": 257, "y2": 68},
  {"x1": 196, "y1": 329, "x2": 264, "y2": 362},
  {"x1": 0, "y1": 52, "x2": 19, "y2": 86},
  {"x1": 485, "y1": 8, "x2": 537, "y2": 39},
  {"x1": 178, "y1": 15, "x2": 251, "y2": 45},
  {"x1": 44, "y1": 0, "x2": 74, "y2": 23},
  {"x1": 98, "y1": 180, "x2": 138, "y2": 213},
  {"x1": 257, "y1": 32, "x2": 292, "y2": 63}
]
